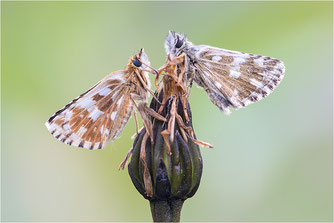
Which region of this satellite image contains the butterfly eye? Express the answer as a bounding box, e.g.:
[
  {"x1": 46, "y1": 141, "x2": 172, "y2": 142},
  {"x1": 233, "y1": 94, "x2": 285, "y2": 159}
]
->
[
  {"x1": 132, "y1": 59, "x2": 142, "y2": 67},
  {"x1": 175, "y1": 38, "x2": 183, "y2": 48}
]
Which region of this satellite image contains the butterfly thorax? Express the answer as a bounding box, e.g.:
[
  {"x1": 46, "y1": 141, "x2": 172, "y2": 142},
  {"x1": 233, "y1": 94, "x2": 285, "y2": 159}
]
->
[{"x1": 125, "y1": 67, "x2": 150, "y2": 102}]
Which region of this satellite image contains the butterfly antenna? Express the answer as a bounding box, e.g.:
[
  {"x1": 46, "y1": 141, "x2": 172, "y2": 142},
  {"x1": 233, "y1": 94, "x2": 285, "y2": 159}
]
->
[{"x1": 140, "y1": 61, "x2": 160, "y2": 89}]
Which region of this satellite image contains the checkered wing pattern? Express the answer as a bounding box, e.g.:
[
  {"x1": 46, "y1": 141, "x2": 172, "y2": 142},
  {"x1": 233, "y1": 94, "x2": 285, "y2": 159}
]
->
[
  {"x1": 45, "y1": 71, "x2": 134, "y2": 150},
  {"x1": 164, "y1": 31, "x2": 285, "y2": 114},
  {"x1": 192, "y1": 46, "x2": 285, "y2": 114}
]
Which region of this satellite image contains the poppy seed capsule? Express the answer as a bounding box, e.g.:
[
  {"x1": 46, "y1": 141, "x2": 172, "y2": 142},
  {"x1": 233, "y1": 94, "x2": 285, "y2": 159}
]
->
[{"x1": 128, "y1": 90, "x2": 203, "y2": 221}]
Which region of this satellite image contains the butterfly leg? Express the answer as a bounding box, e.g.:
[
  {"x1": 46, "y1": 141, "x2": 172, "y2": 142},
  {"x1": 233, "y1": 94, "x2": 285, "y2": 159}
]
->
[
  {"x1": 158, "y1": 88, "x2": 168, "y2": 114},
  {"x1": 175, "y1": 112, "x2": 193, "y2": 137},
  {"x1": 157, "y1": 56, "x2": 171, "y2": 76},
  {"x1": 153, "y1": 56, "x2": 172, "y2": 90},
  {"x1": 168, "y1": 53, "x2": 186, "y2": 66},
  {"x1": 157, "y1": 79, "x2": 174, "y2": 114},
  {"x1": 192, "y1": 138, "x2": 214, "y2": 148},
  {"x1": 137, "y1": 102, "x2": 169, "y2": 144},
  {"x1": 175, "y1": 112, "x2": 190, "y2": 142},
  {"x1": 161, "y1": 69, "x2": 187, "y2": 96},
  {"x1": 175, "y1": 112, "x2": 214, "y2": 148},
  {"x1": 136, "y1": 102, "x2": 154, "y2": 143},
  {"x1": 169, "y1": 55, "x2": 189, "y2": 96},
  {"x1": 157, "y1": 53, "x2": 186, "y2": 74},
  {"x1": 118, "y1": 146, "x2": 134, "y2": 170},
  {"x1": 175, "y1": 57, "x2": 187, "y2": 90},
  {"x1": 135, "y1": 70, "x2": 161, "y2": 104},
  {"x1": 154, "y1": 77, "x2": 159, "y2": 91},
  {"x1": 144, "y1": 105, "x2": 168, "y2": 122},
  {"x1": 180, "y1": 95, "x2": 190, "y2": 123},
  {"x1": 133, "y1": 110, "x2": 139, "y2": 134},
  {"x1": 142, "y1": 66, "x2": 160, "y2": 91},
  {"x1": 173, "y1": 60, "x2": 190, "y2": 123}
]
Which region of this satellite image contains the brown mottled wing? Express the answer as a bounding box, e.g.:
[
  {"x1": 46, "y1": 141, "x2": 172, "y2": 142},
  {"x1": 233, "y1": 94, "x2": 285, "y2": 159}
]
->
[
  {"x1": 192, "y1": 45, "x2": 285, "y2": 114},
  {"x1": 45, "y1": 71, "x2": 134, "y2": 149}
]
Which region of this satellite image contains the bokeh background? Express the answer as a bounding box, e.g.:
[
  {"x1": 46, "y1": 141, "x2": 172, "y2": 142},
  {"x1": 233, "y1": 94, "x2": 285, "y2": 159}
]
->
[{"x1": 2, "y1": 1, "x2": 333, "y2": 222}]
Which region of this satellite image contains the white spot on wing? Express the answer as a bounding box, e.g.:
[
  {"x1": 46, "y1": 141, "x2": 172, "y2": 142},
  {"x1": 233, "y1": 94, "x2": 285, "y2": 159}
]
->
[
  {"x1": 45, "y1": 121, "x2": 51, "y2": 129},
  {"x1": 101, "y1": 142, "x2": 106, "y2": 149},
  {"x1": 58, "y1": 134, "x2": 65, "y2": 141},
  {"x1": 254, "y1": 58, "x2": 264, "y2": 67},
  {"x1": 64, "y1": 110, "x2": 73, "y2": 122},
  {"x1": 242, "y1": 99, "x2": 252, "y2": 106},
  {"x1": 71, "y1": 141, "x2": 80, "y2": 147},
  {"x1": 215, "y1": 82, "x2": 222, "y2": 89},
  {"x1": 87, "y1": 105, "x2": 97, "y2": 113},
  {"x1": 230, "y1": 97, "x2": 241, "y2": 109},
  {"x1": 107, "y1": 72, "x2": 123, "y2": 80},
  {"x1": 71, "y1": 133, "x2": 82, "y2": 142},
  {"x1": 89, "y1": 109, "x2": 104, "y2": 122},
  {"x1": 53, "y1": 130, "x2": 60, "y2": 137},
  {"x1": 263, "y1": 86, "x2": 271, "y2": 94},
  {"x1": 223, "y1": 108, "x2": 231, "y2": 115},
  {"x1": 212, "y1": 56, "x2": 221, "y2": 62},
  {"x1": 116, "y1": 96, "x2": 123, "y2": 105},
  {"x1": 230, "y1": 70, "x2": 241, "y2": 78},
  {"x1": 45, "y1": 122, "x2": 56, "y2": 132},
  {"x1": 93, "y1": 142, "x2": 100, "y2": 149},
  {"x1": 205, "y1": 63, "x2": 212, "y2": 68},
  {"x1": 64, "y1": 138, "x2": 72, "y2": 144},
  {"x1": 277, "y1": 61, "x2": 285, "y2": 73},
  {"x1": 232, "y1": 57, "x2": 246, "y2": 64},
  {"x1": 110, "y1": 111, "x2": 117, "y2": 120},
  {"x1": 99, "y1": 88, "x2": 111, "y2": 96},
  {"x1": 79, "y1": 98, "x2": 96, "y2": 109},
  {"x1": 250, "y1": 78, "x2": 264, "y2": 88},
  {"x1": 78, "y1": 126, "x2": 87, "y2": 135},
  {"x1": 63, "y1": 124, "x2": 70, "y2": 131},
  {"x1": 84, "y1": 141, "x2": 92, "y2": 149}
]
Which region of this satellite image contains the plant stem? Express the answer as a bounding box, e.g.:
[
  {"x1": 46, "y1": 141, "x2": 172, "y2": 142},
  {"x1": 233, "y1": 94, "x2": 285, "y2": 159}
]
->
[{"x1": 149, "y1": 199, "x2": 184, "y2": 222}]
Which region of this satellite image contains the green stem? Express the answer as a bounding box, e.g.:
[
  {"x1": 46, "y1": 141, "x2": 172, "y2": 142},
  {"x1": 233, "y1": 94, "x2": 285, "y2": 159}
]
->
[{"x1": 149, "y1": 199, "x2": 184, "y2": 222}]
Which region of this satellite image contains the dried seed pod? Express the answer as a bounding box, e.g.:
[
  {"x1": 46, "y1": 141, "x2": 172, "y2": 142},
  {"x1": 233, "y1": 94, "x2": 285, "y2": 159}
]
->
[{"x1": 128, "y1": 90, "x2": 203, "y2": 221}]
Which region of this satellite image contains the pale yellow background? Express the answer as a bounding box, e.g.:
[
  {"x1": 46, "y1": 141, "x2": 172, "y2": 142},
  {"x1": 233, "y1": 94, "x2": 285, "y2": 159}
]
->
[{"x1": 2, "y1": 1, "x2": 333, "y2": 222}]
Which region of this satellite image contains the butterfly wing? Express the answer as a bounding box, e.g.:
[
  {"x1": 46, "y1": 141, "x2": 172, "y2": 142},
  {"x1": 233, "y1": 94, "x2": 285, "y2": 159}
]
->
[
  {"x1": 191, "y1": 45, "x2": 285, "y2": 114},
  {"x1": 45, "y1": 71, "x2": 134, "y2": 149}
]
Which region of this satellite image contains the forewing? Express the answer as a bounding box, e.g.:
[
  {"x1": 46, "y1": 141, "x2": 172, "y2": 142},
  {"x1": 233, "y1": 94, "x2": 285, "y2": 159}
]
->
[
  {"x1": 45, "y1": 71, "x2": 134, "y2": 149},
  {"x1": 192, "y1": 45, "x2": 285, "y2": 114}
]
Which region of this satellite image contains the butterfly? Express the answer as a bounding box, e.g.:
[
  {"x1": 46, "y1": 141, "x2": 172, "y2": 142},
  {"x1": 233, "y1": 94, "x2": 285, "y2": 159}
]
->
[
  {"x1": 163, "y1": 31, "x2": 285, "y2": 114},
  {"x1": 45, "y1": 49, "x2": 157, "y2": 150}
]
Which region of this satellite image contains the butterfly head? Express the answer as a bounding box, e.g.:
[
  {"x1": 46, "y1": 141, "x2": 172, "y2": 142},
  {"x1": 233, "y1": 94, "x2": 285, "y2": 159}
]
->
[
  {"x1": 165, "y1": 31, "x2": 191, "y2": 58},
  {"x1": 131, "y1": 48, "x2": 151, "y2": 69},
  {"x1": 130, "y1": 49, "x2": 157, "y2": 90}
]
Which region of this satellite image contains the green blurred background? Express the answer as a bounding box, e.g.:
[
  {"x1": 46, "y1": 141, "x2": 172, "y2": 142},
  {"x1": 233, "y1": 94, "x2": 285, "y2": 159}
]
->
[{"x1": 2, "y1": 1, "x2": 333, "y2": 222}]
